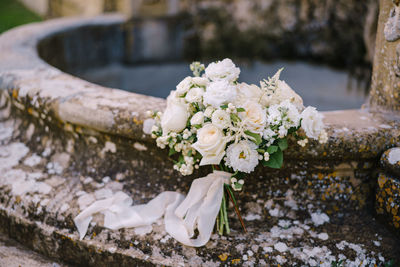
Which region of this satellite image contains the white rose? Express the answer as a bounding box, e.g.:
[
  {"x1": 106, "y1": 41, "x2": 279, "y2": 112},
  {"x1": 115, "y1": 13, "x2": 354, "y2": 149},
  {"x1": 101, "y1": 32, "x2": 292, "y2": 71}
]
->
[
  {"x1": 264, "y1": 80, "x2": 304, "y2": 110},
  {"x1": 225, "y1": 140, "x2": 259, "y2": 173},
  {"x1": 192, "y1": 123, "x2": 227, "y2": 165},
  {"x1": 211, "y1": 109, "x2": 231, "y2": 129},
  {"x1": 235, "y1": 83, "x2": 262, "y2": 106},
  {"x1": 176, "y1": 76, "x2": 192, "y2": 95},
  {"x1": 300, "y1": 106, "x2": 325, "y2": 140},
  {"x1": 192, "y1": 77, "x2": 209, "y2": 87},
  {"x1": 205, "y1": 58, "x2": 240, "y2": 82},
  {"x1": 185, "y1": 87, "x2": 204, "y2": 103},
  {"x1": 203, "y1": 80, "x2": 237, "y2": 108},
  {"x1": 239, "y1": 101, "x2": 267, "y2": 134},
  {"x1": 161, "y1": 99, "x2": 189, "y2": 134},
  {"x1": 190, "y1": 112, "x2": 204, "y2": 125}
]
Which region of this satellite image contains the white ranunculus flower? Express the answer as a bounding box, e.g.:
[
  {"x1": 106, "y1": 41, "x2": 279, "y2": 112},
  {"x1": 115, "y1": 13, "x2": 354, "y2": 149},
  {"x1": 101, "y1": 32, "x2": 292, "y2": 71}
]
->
[
  {"x1": 176, "y1": 76, "x2": 192, "y2": 95},
  {"x1": 205, "y1": 58, "x2": 240, "y2": 82},
  {"x1": 240, "y1": 101, "x2": 267, "y2": 134},
  {"x1": 235, "y1": 83, "x2": 262, "y2": 106},
  {"x1": 203, "y1": 80, "x2": 237, "y2": 108},
  {"x1": 192, "y1": 123, "x2": 227, "y2": 165},
  {"x1": 225, "y1": 140, "x2": 259, "y2": 173},
  {"x1": 300, "y1": 106, "x2": 325, "y2": 140},
  {"x1": 185, "y1": 87, "x2": 204, "y2": 103},
  {"x1": 190, "y1": 111, "x2": 204, "y2": 125},
  {"x1": 211, "y1": 109, "x2": 231, "y2": 129},
  {"x1": 264, "y1": 80, "x2": 304, "y2": 110},
  {"x1": 192, "y1": 77, "x2": 209, "y2": 87},
  {"x1": 161, "y1": 98, "x2": 189, "y2": 134}
]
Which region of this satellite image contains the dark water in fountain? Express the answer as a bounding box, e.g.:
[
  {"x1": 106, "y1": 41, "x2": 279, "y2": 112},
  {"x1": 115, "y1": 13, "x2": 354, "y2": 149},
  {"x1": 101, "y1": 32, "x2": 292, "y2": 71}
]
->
[{"x1": 78, "y1": 60, "x2": 369, "y2": 111}]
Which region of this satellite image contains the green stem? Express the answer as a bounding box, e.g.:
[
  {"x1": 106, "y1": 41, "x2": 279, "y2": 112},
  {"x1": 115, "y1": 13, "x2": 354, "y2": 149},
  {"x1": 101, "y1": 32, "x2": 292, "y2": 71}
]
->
[
  {"x1": 218, "y1": 201, "x2": 224, "y2": 235},
  {"x1": 222, "y1": 191, "x2": 230, "y2": 234}
]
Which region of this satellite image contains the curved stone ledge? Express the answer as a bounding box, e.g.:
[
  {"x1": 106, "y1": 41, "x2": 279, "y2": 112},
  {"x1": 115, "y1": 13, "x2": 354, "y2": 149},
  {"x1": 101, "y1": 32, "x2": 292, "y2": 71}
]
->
[{"x1": 0, "y1": 14, "x2": 399, "y2": 162}]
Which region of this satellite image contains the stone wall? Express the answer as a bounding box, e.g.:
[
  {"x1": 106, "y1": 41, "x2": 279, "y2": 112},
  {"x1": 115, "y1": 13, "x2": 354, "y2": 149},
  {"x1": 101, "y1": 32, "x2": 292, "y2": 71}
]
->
[
  {"x1": 369, "y1": 0, "x2": 400, "y2": 112},
  {"x1": 181, "y1": 0, "x2": 379, "y2": 69}
]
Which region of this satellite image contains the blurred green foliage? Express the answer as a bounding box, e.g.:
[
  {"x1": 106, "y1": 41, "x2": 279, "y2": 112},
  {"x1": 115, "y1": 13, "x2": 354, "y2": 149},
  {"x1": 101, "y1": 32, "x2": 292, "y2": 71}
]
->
[{"x1": 0, "y1": 0, "x2": 42, "y2": 34}]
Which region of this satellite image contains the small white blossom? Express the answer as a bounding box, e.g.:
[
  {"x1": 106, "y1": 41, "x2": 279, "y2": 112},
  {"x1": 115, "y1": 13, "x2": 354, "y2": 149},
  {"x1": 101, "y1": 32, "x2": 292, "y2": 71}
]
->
[
  {"x1": 264, "y1": 152, "x2": 270, "y2": 161},
  {"x1": 318, "y1": 130, "x2": 328, "y2": 144},
  {"x1": 297, "y1": 138, "x2": 308, "y2": 147},
  {"x1": 145, "y1": 110, "x2": 153, "y2": 117},
  {"x1": 263, "y1": 128, "x2": 276, "y2": 145}
]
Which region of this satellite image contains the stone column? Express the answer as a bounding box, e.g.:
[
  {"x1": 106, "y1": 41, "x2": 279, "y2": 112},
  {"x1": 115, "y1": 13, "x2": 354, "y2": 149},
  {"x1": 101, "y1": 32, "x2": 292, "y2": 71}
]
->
[{"x1": 370, "y1": 0, "x2": 400, "y2": 112}]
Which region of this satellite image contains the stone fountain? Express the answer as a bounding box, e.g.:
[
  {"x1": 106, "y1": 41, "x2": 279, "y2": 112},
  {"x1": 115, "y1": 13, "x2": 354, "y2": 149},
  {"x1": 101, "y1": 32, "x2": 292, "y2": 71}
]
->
[{"x1": 0, "y1": 0, "x2": 399, "y2": 265}]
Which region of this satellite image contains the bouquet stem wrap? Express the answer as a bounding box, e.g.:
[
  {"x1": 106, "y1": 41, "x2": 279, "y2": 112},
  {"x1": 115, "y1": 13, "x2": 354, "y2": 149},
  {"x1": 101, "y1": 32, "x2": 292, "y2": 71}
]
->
[{"x1": 74, "y1": 171, "x2": 231, "y2": 247}]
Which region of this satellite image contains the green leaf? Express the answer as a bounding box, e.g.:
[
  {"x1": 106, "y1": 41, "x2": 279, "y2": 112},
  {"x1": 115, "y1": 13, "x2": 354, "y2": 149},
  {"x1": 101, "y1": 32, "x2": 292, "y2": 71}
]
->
[
  {"x1": 236, "y1": 107, "x2": 245, "y2": 112},
  {"x1": 220, "y1": 104, "x2": 228, "y2": 109},
  {"x1": 278, "y1": 138, "x2": 288, "y2": 151},
  {"x1": 266, "y1": 145, "x2": 278, "y2": 154},
  {"x1": 244, "y1": 130, "x2": 262, "y2": 146},
  {"x1": 256, "y1": 148, "x2": 265, "y2": 153},
  {"x1": 263, "y1": 149, "x2": 283, "y2": 169},
  {"x1": 230, "y1": 113, "x2": 241, "y2": 123},
  {"x1": 169, "y1": 147, "x2": 177, "y2": 156}
]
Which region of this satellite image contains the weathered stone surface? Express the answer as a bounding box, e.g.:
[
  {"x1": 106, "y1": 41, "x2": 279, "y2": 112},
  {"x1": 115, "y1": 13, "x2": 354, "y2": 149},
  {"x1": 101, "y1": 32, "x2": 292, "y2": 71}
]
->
[
  {"x1": 0, "y1": 232, "x2": 65, "y2": 267},
  {"x1": 376, "y1": 173, "x2": 400, "y2": 232},
  {"x1": 180, "y1": 0, "x2": 378, "y2": 70},
  {"x1": 381, "y1": 147, "x2": 400, "y2": 176},
  {"x1": 370, "y1": 0, "x2": 400, "y2": 112},
  {"x1": 0, "y1": 14, "x2": 399, "y2": 266}
]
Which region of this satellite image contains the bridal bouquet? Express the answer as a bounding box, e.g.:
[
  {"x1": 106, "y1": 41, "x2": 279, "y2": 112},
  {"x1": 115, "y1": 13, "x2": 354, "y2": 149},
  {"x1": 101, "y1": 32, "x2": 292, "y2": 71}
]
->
[
  {"x1": 74, "y1": 59, "x2": 327, "y2": 247},
  {"x1": 147, "y1": 59, "x2": 327, "y2": 235}
]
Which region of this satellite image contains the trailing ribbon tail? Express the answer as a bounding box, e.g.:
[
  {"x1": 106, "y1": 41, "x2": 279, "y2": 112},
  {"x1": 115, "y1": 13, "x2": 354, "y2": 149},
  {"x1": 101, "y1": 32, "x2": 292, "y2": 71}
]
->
[{"x1": 73, "y1": 171, "x2": 231, "y2": 247}]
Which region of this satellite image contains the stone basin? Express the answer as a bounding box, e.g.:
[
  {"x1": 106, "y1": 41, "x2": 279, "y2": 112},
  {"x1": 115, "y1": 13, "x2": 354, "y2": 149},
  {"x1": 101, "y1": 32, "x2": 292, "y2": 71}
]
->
[{"x1": 0, "y1": 12, "x2": 400, "y2": 266}]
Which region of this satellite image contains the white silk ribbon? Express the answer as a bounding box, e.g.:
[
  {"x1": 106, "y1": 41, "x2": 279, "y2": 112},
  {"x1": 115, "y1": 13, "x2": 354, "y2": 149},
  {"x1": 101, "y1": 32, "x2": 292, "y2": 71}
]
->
[{"x1": 74, "y1": 171, "x2": 231, "y2": 247}]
